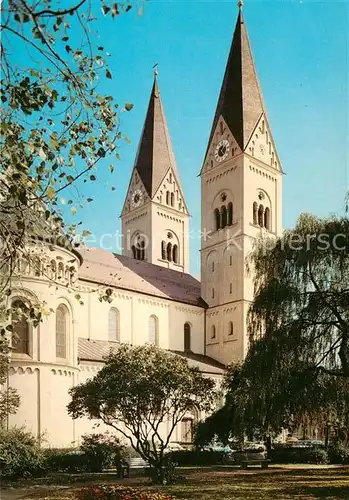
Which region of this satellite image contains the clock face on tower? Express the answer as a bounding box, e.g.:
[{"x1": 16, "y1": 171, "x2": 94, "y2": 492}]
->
[
  {"x1": 214, "y1": 139, "x2": 230, "y2": 163},
  {"x1": 131, "y1": 189, "x2": 143, "y2": 208}
]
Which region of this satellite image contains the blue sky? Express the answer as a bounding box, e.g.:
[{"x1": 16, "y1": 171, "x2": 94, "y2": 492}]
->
[{"x1": 72, "y1": 0, "x2": 348, "y2": 277}]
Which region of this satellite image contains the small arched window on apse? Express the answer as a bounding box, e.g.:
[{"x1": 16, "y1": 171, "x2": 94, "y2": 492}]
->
[
  {"x1": 211, "y1": 325, "x2": 216, "y2": 339},
  {"x1": 253, "y1": 202, "x2": 258, "y2": 225},
  {"x1": 264, "y1": 207, "x2": 271, "y2": 231},
  {"x1": 258, "y1": 205, "x2": 264, "y2": 227},
  {"x1": 214, "y1": 208, "x2": 220, "y2": 231},
  {"x1": 58, "y1": 262, "x2": 64, "y2": 279},
  {"x1": 50, "y1": 259, "x2": 57, "y2": 280},
  {"x1": 212, "y1": 261, "x2": 215, "y2": 272},
  {"x1": 56, "y1": 304, "x2": 68, "y2": 359},
  {"x1": 161, "y1": 241, "x2": 166, "y2": 260},
  {"x1": 166, "y1": 191, "x2": 170, "y2": 205},
  {"x1": 221, "y1": 206, "x2": 227, "y2": 228},
  {"x1": 170, "y1": 192, "x2": 174, "y2": 207},
  {"x1": 167, "y1": 242, "x2": 172, "y2": 262},
  {"x1": 228, "y1": 321, "x2": 234, "y2": 336},
  {"x1": 108, "y1": 307, "x2": 120, "y2": 342},
  {"x1": 184, "y1": 322, "x2": 191, "y2": 352},
  {"x1": 149, "y1": 315, "x2": 159, "y2": 346},
  {"x1": 11, "y1": 300, "x2": 30, "y2": 355}
]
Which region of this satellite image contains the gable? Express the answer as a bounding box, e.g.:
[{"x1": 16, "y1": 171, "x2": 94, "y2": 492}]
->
[
  {"x1": 121, "y1": 168, "x2": 149, "y2": 216},
  {"x1": 245, "y1": 114, "x2": 282, "y2": 172},
  {"x1": 201, "y1": 115, "x2": 242, "y2": 175},
  {"x1": 153, "y1": 167, "x2": 189, "y2": 215}
]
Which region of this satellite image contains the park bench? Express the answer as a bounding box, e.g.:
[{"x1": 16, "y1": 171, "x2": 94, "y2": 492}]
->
[{"x1": 118, "y1": 457, "x2": 150, "y2": 478}]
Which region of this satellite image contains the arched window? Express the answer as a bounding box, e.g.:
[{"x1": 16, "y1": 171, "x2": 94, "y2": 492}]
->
[
  {"x1": 161, "y1": 241, "x2": 166, "y2": 260},
  {"x1": 167, "y1": 242, "x2": 172, "y2": 262},
  {"x1": 184, "y1": 322, "x2": 191, "y2": 351},
  {"x1": 228, "y1": 321, "x2": 234, "y2": 336},
  {"x1": 132, "y1": 245, "x2": 136, "y2": 259},
  {"x1": 258, "y1": 204, "x2": 264, "y2": 227},
  {"x1": 212, "y1": 288, "x2": 215, "y2": 299},
  {"x1": 227, "y1": 203, "x2": 233, "y2": 226},
  {"x1": 170, "y1": 192, "x2": 174, "y2": 207},
  {"x1": 108, "y1": 307, "x2": 120, "y2": 342},
  {"x1": 58, "y1": 262, "x2": 64, "y2": 279},
  {"x1": 12, "y1": 300, "x2": 30, "y2": 355},
  {"x1": 166, "y1": 191, "x2": 170, "y2": 205},
  {"x1": 149, "y1": 315, "x2": 159, "y2": 346},
  {"x1": 229, "y1": 283, "x2": 232, "y2": 294},
  {"x1": 172, "y1": 244, "x2": 178, "y2": 264},
  {"x1": 253, "y1": 202, "x2": 258, "y2": 225},
  {"x1": 56, "y1": 304, "x2": 68, "y2": 358},
  {"x1": 211, "y1": 325, "x2": 216, "y2": 339},
  {"x1": 212, "y1": 261, "x2": 215, "y2": 272},
  {"x1": 264, "y1": 207, "x2": 270, "y2": 230},
  {"x1": 50, "y1": 259, "x2": 57, "y2": 280},
  {"x1": 214, "y1": 208, "x2": 220, "y2": 231},
  {"x1": 221, "y1": 206, "x2": 227, "y2": 228}
]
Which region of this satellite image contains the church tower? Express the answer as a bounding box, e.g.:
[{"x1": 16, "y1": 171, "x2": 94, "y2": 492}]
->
[
  {"x1": 122, "y1": 74, "x2": 189, "y2": 272},
  {"x1": 200, "y1": 6, "x2": 283, "y2": 365}
]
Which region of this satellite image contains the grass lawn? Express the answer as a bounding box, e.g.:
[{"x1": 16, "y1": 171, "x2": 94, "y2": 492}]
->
[{"x1": 2, "y1": 466, "x2": 349, "y2": 500}]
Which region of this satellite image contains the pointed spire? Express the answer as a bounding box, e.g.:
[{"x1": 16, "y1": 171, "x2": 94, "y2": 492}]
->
[
  {"x1": 206, "y1": 7, "x2": 265, "y2": 153},
  {"x1": 133, "y1": 72, "x2": 177, "y2": 199}
]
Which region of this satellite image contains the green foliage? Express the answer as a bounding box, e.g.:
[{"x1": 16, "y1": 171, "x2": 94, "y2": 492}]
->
[
  {"x1": 205, "y1": 212, "x2": 349, "y2": 440},
  {"x1": 0, "y1": 427, "x2": 45, "y2": 478},
  {"x1": 75, "y1": 484, "x2": 174, "y2": 500},
  {"x1": 80, "y1": 432, "x2": 124, "y2": 472},
  {"x1": 168, "y1": 450, "x2": 229, "y2": 466},
  {"x1": 45, "y1": 433, "x2": 125, "y2": 473},
  {"x1": 270, "y1": 444, "x2": 328, "y2": 464},
  {"x1": 68, "y1": 344, "x2": 216, "y2": 483},
  {"x1": 328, "y1": 442, "x2": 349, "y2": 464},
  {"x1": 44, "y1": 448, "x2": 89, "y2": 473}
]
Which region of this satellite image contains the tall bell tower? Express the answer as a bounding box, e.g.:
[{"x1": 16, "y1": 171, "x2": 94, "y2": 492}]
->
[
  {"x1": 200, "y1": 4, "x2": 283, "y2": 365},
  {"x1": 122, "y1": 72, "x2": 189, "y2": 272}
]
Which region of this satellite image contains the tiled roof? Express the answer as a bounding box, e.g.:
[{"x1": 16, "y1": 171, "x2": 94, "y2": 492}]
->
[
  {"x1": 132, "y1": 77, "x2": 178, "y2": 199},
  {"x1": 78, "y1": 247, "x2": 203, "y2": 307},
  {"x1": 204, "y1": 11, "x2": 265, "y2": 159},
  {"x1": 78, "y1": 338, "x2": 225, "y2": 375},
  {"x1": 170, "y1": 350, "x2": 226, "y2": 374},
  {"x1": 78, "y1": 337, "x2": 119, "y2": 362}
]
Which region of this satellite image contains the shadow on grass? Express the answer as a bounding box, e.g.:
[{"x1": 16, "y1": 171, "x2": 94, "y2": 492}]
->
[{"x1": 2, "y1": 467, "x2": 349, "y2": 500}]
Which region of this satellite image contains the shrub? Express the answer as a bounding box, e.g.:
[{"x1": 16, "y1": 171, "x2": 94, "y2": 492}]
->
[
  {"x1": 328, "y1": 443, "x2": 349, "y2": 464},
  {"x1": 270, "y1": 444, "x2": 328, "y2": 464},
  {"x1": 168, "y1": 449, "x2": 228, "y2": 466},
  {"x1": 0, "y1": 427, "x2": 45, "y2": 479},
  {"x1": 80, "y1": 433, "x2": 124, "y2": 472},
  {"x1": 75, "y1": 484, "x2": 174, "y2": 500},
  {"x1": 44, "y1": 449, "x2": 90, "y2": 473},
  {"x1": 46, "y1": 433, "x2": 125, "y2": 473}
]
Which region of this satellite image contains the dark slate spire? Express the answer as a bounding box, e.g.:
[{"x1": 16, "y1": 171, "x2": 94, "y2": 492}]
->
[
  {"x1": 133, "y1": 74, "x2": 177, "y2": 199},
  {"x1": 206, "y1": 9, "x2": 265, "y2": 153}
]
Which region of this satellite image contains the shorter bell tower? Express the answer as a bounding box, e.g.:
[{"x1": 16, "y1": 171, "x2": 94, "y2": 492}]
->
[{"x1": 121, "y1": 73, "x2": 190, "y2": 273}]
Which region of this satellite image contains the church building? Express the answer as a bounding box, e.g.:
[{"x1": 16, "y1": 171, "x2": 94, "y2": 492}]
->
[{"x1": 6, "y1": 6, "x2": 282, "y2": 447}]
